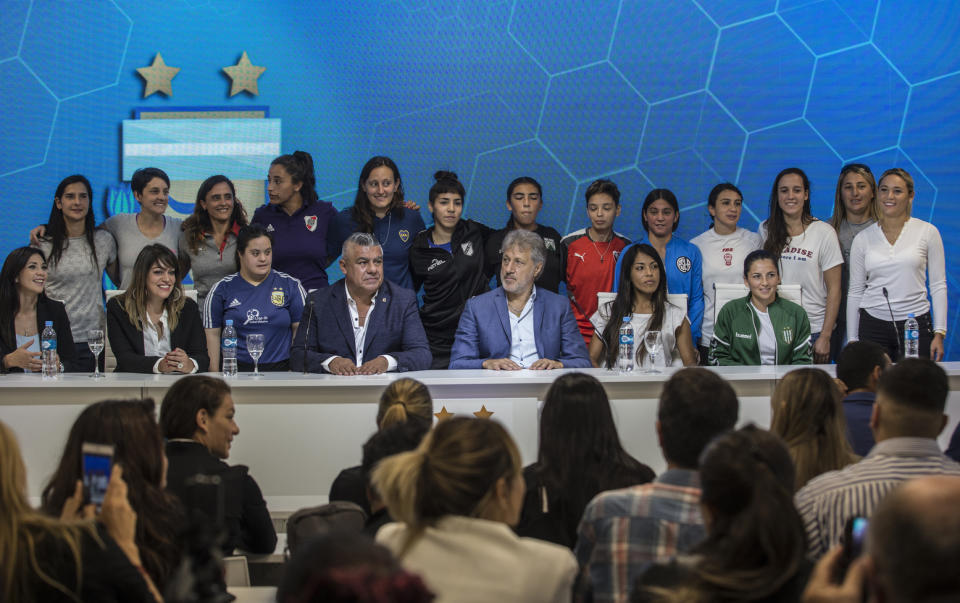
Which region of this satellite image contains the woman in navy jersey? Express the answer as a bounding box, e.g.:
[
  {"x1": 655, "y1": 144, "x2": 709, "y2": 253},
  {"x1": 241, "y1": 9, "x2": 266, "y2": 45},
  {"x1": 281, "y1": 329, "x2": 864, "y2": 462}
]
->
[
  {"x1": 252, "y1": 151, "x2": 336, "y2": 291},
  {"x1": 203, "y1": 224, "x2": 306, "y2": 372},
  {"x1": 409, "y1": 171, "x2": 493, "y2": 369},
  {"x1": 328, "y1": 156, "x2": 425, "y2": 291}
]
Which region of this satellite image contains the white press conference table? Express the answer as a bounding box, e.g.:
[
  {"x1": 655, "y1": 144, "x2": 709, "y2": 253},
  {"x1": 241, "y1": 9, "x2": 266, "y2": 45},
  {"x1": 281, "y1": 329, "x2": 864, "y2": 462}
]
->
[{"x1": 3, "y1": 365, "x2": 959, "y2": 512}]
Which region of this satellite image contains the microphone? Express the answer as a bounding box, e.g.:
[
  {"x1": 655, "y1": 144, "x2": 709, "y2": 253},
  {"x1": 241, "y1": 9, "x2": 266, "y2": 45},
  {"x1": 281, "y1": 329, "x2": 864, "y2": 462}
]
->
[
  {"x1": 301, "y1": 298, "x2": 315, "y2": 375},
  {"x1": 882, "y1": 287, "x2": 901, "y2": 360}
]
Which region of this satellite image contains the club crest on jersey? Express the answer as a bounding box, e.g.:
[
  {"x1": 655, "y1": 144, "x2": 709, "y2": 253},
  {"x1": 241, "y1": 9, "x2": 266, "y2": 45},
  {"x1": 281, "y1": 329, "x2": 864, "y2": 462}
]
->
[
  {"x1": 271, "y1": 289, "x2": 285, "y2": 307},
  {"x1": 304, "y1": 215, "x2": 318, "y2": 232},
  {"x1": 461, "y1": 241, "x2": 474, "y2": 256},
  {"x1": 399, "y1": 229, "x2": 410, "y2": 243},
  {"x1": 723, "y1": 251, "x2": 733, "y2": 267},
  {"x1": 676, "y1": 256, "x2": 692, "y2": 273},
  {"x1": 544, "y1": 239, "x2": 556, "y2": 251},
  {"x1": 613, "y1": 250, "x2": 621, "y2": 261},
  {"x1": 782, "y1": 326, "x2": 793, "y2": 344}
]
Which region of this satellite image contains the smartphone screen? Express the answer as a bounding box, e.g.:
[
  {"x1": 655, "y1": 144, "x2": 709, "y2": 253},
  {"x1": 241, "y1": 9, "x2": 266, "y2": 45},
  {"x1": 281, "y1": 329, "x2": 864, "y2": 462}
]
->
[
  {"x1": 840, "y1": 515, "x2": 869, "y2": 579},
  {"x1": 81, "y1": 443, "x2": 113, "y2": 509}
]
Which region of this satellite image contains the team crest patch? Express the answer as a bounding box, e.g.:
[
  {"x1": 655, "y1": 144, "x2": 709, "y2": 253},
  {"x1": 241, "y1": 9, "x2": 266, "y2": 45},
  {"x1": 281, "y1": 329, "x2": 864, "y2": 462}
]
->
[
  {"x1": 782, "y1": 326, "x2": 793, "y2": 344},
  {"x1": 544, "y1": 238, "x2": 556, "y2": 251},
  {"x1": 461, "y1": 241, "x2": 474, "y2": 256},
  {"x1": 399, "y1": 229, "x2": 410, "y2": 243},
  {"x1": 304, "y1": 215, "x2": 317, "y2": 232},
  {"x1": 613, "y1": 250, "x2": 621, "y2": 261},
  {"x1": 676, "y1": 256, "x2": 692, "y2": 273},
  {"x1": 271, "y1": 289, "x2": 285, "y2": 307}
]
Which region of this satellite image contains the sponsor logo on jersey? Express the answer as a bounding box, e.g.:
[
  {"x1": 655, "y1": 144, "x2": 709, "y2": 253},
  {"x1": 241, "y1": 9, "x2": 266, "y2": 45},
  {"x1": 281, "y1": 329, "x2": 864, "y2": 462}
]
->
[
  {"x1": 399, "y1": 229, "x2": 410, "y2": 243},
  {"x1": 244, "y1": 308, "x2": 268, "y2": 325},
  {"x1": 461, "y1": 241, "x2": 474, "y2": 256},
  {"x1": 573, "y1": 252, "x2": 586, "y2": 263},
  {"x1": 304, "y1": 215, "x2": 318, "y2": 232},
  {"x1": 271, "y1": 289, "x2": 285, "y2": 307},
  {"x1": 676, "y1": 255, "x2": 692, "y2": 273},
  {"x1": 228, "y1": 298, "x2": 242, "y2": 308},
  {"x1": 735, "y1": 332, "x2": 753, "y2": 340},
  {"x1": 428, "y1": 258, "x2": 446, "y2": 271},
  {"x1": 782, "y1": 326, "x2": 793, "y2": 344}
]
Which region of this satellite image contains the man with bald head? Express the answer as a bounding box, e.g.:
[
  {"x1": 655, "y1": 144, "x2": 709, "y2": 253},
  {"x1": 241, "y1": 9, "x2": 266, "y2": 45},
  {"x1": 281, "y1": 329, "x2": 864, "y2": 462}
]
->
[{"x1": 802, "y1": 475, "x2": 960, "y2": 603}]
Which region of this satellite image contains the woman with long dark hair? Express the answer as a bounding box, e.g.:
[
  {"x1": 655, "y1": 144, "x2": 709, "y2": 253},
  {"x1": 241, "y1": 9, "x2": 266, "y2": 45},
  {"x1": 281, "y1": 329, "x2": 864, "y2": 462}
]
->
[
  {"x1": 35, "y1": 174, "x2": 117, "y2": 371},
  {"x1": 179, "y1": 174, "x2": 249, "y2": 308},
  {"x1": 517, "y1": 372, "x2": 654, "y2": 548},
  {"x1": 591, "y1": 243, "x2": 697, "y2": 369},
  {"x1": 484, "y1": 176, "x2": 565, "y2": 293},
  {"x1": 252, "y1": 151, "x2": 337, "y2": 291},
  {"x1": 328, "y1": 156, "x2": 426, "y2": 291},
  {"x1": 106, "y1": 244, "x2": 208, "y2": 373},
  {"x1": 41, "y1": 399, "x2": 183, "y2": 592},
  {"x1": 0, "y1": 247, "x2": 81, "y2": 373},
  {"x1": 634, "y1": 426, "x2": 810, "y2": 602},
  {"x1": 760, "y1": 167, "x2": 842, "y2": 364}
]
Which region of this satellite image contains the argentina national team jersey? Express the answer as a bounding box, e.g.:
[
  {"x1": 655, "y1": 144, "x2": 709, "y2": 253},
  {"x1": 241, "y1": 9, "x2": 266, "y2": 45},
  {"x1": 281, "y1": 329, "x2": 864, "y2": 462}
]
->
[{"x1": 203, "y1": 270, "x2": 306, "y2": 364}]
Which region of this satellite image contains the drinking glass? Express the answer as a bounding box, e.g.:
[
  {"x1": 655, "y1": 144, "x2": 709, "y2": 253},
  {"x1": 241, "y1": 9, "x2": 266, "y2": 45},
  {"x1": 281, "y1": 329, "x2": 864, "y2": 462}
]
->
[
  {"x1": 247, "y1": 333, "x2": 265, "y2": 377},
  {"x1": 87, "y1": 329, "x2": 105, "y2": 379},
  {"x1": 643, "y1": 331, "x2": 662, "y2": 374}
]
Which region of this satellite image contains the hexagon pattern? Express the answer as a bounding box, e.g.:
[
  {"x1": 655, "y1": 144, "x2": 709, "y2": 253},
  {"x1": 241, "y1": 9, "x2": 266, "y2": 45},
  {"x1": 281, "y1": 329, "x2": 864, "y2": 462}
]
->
[{"x1": 0, "y1": 0, "x2": 957, "y2": 356}]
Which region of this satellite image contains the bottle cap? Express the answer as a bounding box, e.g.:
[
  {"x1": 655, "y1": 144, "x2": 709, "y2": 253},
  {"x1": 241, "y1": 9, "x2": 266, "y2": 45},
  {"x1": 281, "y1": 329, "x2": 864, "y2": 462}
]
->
[
  {"x1": 908, "y1": 313, "x2": 915, "y2": 318},
  {"x1": 44, "y1": 321, "x2": 53, "y2": 326},
  {"x1": 225, "y1": 319, "x2": 233, "y2": 326},
  {"x1": 622, "y1": 316, "x2": 631, "y2": 322}
]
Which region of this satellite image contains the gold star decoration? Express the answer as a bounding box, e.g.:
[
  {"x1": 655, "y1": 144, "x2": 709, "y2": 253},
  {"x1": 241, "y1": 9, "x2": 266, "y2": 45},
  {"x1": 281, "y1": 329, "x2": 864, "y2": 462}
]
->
[
  {"x1": 434, "y1": 406, "x2": 455, "y2": 421},
  {"x1": 222, "y1": 51, "x2": 266, "y2": 96},
  {"x1": 473, "y1": 405, "x2": 494, "y2": 419},
  {"x1": 136, "y1": 53, "x2": 180, "y2": 98}
]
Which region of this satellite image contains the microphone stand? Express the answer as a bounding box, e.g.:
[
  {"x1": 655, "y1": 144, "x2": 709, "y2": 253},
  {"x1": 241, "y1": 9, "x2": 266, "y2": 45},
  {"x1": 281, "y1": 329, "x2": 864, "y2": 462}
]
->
[{"x1": 882, "y1": 287, "x2": 901, "y2": 360}]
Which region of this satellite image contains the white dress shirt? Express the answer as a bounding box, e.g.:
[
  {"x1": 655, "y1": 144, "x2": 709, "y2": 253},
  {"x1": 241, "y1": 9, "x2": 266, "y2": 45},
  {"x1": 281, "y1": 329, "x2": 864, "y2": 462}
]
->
[
  {"x1": 321, "y1": 282, "x2": 397, "y2": 372},
  {"x1": 508, "y1": 288, "x2": 539, "y2": 367},
  {"x1": 143, "y1": 310, "x2": 198, "y2": 374}
]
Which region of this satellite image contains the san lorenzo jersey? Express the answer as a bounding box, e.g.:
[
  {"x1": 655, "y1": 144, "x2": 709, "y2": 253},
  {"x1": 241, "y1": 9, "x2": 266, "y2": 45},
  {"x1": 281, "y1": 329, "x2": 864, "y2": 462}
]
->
[{"x1": 203, "y1": 270, "x2": 306, "y2": 364}]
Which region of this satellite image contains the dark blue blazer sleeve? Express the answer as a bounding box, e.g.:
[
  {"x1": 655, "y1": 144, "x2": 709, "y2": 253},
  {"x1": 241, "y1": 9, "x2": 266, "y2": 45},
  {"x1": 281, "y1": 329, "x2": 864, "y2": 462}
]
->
[
  {"x1": 555, "y1": 298, "x2": 592, "y2": 368},
  {"x1": 385, "y1": 288, "x2": 432, "y2": 372},
  {"x1": 448, "y1": 296, "x2": 487, "y2": 369}
]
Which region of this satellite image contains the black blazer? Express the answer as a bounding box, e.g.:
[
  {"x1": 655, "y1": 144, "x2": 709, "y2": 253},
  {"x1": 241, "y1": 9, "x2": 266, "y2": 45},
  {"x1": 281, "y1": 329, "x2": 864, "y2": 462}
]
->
[
  {"x1": 1, "y1": 295, "x2": 81, "y2": 374},
  {"x1": 106, "y1": 297, "x2": 209, "y2": 373}
]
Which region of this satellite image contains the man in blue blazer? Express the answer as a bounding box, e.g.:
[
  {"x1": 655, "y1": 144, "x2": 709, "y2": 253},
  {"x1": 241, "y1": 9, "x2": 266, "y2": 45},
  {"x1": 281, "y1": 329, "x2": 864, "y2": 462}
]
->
[
  {"x1": 449, "y1": 230, "x2": 591, "y2": 370},
  {"x1": 291, "y1": 232, "x2": 431, "y2": 374}
]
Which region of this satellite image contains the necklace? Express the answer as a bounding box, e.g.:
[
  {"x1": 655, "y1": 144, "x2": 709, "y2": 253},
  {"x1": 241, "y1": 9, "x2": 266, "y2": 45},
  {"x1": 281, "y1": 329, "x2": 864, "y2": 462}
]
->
[{"x1": 590, "y1": 229, "x2": 613, "y2": 263}]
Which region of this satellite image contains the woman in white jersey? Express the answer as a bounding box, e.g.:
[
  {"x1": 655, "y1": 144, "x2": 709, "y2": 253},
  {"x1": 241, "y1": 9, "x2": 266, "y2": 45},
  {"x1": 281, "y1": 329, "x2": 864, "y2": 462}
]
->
[{"x1": 846, "y1": 167, "x2": 946, "y2": 360}]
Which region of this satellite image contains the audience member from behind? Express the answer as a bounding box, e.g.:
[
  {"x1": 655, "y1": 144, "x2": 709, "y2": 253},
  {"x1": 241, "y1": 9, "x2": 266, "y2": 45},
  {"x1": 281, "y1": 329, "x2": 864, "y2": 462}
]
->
[
  {"x1": 329, "y1": 378, "x2": 434, "y2": 514},
  {"x1": 575, "y1": 368, "x2": 739, "y2": 603},
  {"x1": 159, "y1": 375, "x2": 277, "y2": 554},
  {"x1": 834, "y1": 340, "x2": 890, "y2": 456},
  {"x1": 277, "y1": 531, "x2": 435, "y2": 603},
  {"x1": 634, "y1": 426, "x2": 809, "y2": 603},
  {"x1": 1, "y1": 420, "x2": 161, "y2": 602},
  {"x1": 41, "y1": 399, "x2": 183, "y2": 591},
  {"x1": 373, "y1": 417, "x2": 577, "y2": 602},
  {"x1": 517, "y1": 372, "x2": 654, "y2": 548},
  {"x1": 802, "y1": 475, "x2": 960, "y2": 603},
  {"x1": 795, "y1": 358, "x2": 960, "y2": 559},
  {"x1": 362, "y1": 420, "x2": 433, "y2": 537},
  {"x1": 770, "y1": 368, "x2": 858, "y2": 490}
]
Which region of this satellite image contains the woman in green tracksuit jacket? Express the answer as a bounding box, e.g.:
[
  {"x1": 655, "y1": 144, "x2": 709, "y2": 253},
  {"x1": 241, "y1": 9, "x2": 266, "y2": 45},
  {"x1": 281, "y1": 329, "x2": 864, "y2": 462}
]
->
[{"x1": 710, "y1": 249, "x2": 812, "y2": 365}]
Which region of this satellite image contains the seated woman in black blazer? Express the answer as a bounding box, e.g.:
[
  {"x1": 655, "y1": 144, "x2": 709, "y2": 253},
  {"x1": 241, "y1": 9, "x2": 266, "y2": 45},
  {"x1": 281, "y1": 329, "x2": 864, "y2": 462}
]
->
[
  {"x1": 159, "y1": 375, "x2": 277, "y2": 554},
  {"x1": 107, "y1": 244, "x2": 209, "y2": 373},
  {"x1": 0, "y1": 247, "x2": 81, "y2": 373}
]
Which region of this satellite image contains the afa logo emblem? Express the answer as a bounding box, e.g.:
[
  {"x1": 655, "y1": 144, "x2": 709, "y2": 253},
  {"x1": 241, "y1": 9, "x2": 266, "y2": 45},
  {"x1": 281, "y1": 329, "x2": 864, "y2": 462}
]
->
[
  {"x1": 676, "y1": 256, "x2": 692, "y2": 273},
  {"x1": 399, "y1": 229, "x2": 410, "y2": 243},
  {"x1": 271, "y1": 289, "x2": 285, "y2": 307}
]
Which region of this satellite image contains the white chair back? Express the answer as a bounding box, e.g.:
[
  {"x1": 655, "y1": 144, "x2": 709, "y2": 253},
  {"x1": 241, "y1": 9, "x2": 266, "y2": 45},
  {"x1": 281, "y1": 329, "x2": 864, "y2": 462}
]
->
[
  {"x1": 103, "y1": 288, "x2": 198, "y2": 372},
  {"x1": 713, "y1": 282, "x2": 802, "y2": 325},
  {"x1": 223, "y1": 555, "x2": 251, "y2": 587},
  {"x1": 596, "y1": 291, "x2": 688, "y2": 316}
]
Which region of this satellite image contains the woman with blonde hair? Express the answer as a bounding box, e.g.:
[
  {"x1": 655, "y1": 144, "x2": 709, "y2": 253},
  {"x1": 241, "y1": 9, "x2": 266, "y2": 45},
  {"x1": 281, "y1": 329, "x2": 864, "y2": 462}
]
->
[
  {"x1": 0, "y1": 420, "x2": 161, "y2": 602},
  {"x1": 330, "y1": 378, "x2": 434, "y2": 514},
  {"x1": 770, "y1": 368, "x2": 857, "y2": 490},
  {"x1": 373, "y1": 417, "x2": 577, "y2": 602}
]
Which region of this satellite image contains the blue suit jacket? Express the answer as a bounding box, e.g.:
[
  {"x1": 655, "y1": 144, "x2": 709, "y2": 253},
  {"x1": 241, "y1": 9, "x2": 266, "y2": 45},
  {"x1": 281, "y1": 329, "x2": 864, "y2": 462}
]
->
[
  {"x1": 448, "y1": 286, "x2": 591, "y2": 369},
  {"x1": 290, "y1": 279, "x2": 431, "y2": 372}
]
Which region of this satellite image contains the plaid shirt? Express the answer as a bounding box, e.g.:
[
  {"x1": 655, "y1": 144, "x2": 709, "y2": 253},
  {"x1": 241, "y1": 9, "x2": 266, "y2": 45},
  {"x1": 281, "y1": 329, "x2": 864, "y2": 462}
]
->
[{"x1": 574, "y1": 469, "x2": 705, "y2": 603}]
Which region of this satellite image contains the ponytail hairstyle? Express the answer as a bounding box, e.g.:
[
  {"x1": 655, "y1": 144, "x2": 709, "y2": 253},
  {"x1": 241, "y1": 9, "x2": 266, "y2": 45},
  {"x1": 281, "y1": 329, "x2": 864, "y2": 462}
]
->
[
  {"x1": 878, "y1": 167, "x2": 915, "y2": 219},
  {"x1": 762, "y1": 167, "x2": 812, "y2": 259},
  {"x1": 688, "y1": 425, "x2": 805, "y2": 600},
  {"x1": 182, "y1": 175, "x2": 249, "y2": 255},
  {"x1": 770, "y1": 368, "x2": 856, "y2": 490},
  {"x1": 641, "y1": 188, "x2": 680, "y2": 233},
  {"x1": 706, "y1": 182, "x2": 743, "y2": 230},
  {"x1": 428, "y1": 170, "x2": 465, "y2": 205},
  {"x1": 600, "y1": 243, "x2": 669, "y2": 367},
  {"x1": 45, "y1": 174, "x2": 98, "y2": 268},
  {"x1": 271, "y1": 151, "x2": 318, "y2": 206},
  {"x1": 376, "y1": 378, "x2": 434, "y2": 429},
  {"x1": 372, "y1": 417, "x2": 521, "y2": 557},
  {"x1": 504, "y1": 176, "x2": 543, "y2": 229},
  {"x1": 352, "y1": 156, "x2": 406, "y2": 233}
]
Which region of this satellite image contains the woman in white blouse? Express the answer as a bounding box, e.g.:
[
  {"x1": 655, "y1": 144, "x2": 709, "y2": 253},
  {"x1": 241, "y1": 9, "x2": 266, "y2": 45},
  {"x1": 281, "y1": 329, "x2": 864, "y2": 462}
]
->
[{"x1": 847, "y1": 168, "x2": 946, "y2": 360}]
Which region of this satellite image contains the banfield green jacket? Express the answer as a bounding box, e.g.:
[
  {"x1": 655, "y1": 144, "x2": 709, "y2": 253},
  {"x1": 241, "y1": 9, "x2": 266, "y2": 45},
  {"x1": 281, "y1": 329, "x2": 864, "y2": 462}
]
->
[{"x1": 709, "y1": 294, "x2": 812, "y2": 366}]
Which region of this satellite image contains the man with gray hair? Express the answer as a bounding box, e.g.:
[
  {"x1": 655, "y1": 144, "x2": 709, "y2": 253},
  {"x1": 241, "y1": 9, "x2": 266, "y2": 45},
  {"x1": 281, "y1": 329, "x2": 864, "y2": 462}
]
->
[
  {"x1": 291, "y1": 232, "x2": 431, "y2": 374},
  {"x1": 449, "y1": 230, "x2": 590, "y2": 369}
]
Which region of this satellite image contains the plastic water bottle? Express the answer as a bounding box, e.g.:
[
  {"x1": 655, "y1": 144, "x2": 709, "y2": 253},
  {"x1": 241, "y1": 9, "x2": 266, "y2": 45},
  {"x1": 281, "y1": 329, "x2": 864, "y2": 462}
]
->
[
  {"x1": 618, "y1": 316, "x2": 634, "y2": 372},
  {"x1": 41, "y1": 321, "x2": 57, "y2": 379},
  {"x1": 903, "y1": 314, "x2": 919, "y2": 359},
  {"x1": 222, "y1": 320, "x2": 238, "y2": 377}
]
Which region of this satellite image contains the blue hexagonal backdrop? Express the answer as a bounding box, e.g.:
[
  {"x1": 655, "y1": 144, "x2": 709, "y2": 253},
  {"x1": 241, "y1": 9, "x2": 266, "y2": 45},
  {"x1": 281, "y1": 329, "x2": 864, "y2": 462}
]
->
[{"x1": 0, "y1": 0, "x2": 957, "y2": 357}]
